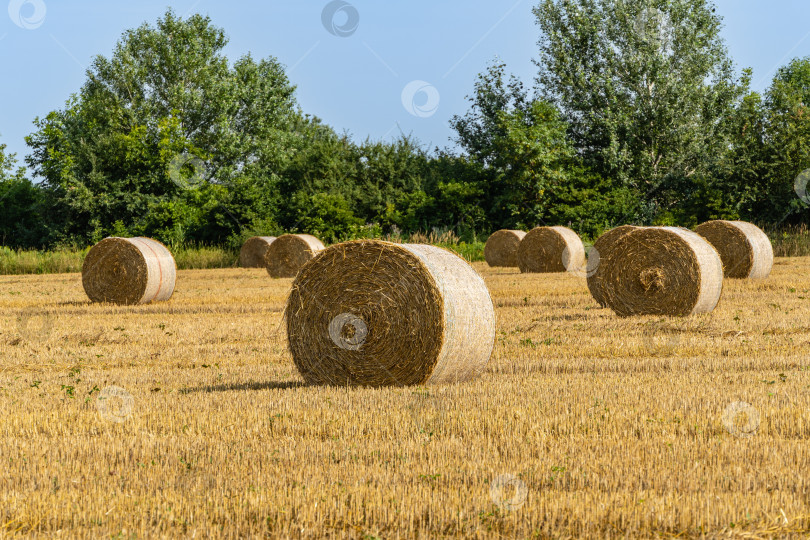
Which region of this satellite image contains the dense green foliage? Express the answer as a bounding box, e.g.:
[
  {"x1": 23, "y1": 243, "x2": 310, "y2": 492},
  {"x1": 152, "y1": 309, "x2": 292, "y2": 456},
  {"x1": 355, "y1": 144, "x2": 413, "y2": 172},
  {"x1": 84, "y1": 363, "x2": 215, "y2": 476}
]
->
[
  {"x1": 534, "y1": 0, "x2": 746, "y2": 224},
  {"x1": 0, "y1": 4, "x2": 809, "y2": 252}
]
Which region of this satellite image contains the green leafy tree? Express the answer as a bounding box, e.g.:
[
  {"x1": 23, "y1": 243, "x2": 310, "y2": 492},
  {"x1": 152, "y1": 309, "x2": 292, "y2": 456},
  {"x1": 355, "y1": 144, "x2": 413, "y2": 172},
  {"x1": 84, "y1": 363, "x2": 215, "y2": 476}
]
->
[
  {"x1": 492, "y1": 101, "x2": 634, "y2": 235},
  {"x1": 696, "y1": 75, "x2": 767, "y2": 223},
  {"x1": 451, "y1": 62, "x2": 529, "y2": 167},
  {"x1": 757, "y1": 58, "x2": 810, "y2": 222},
  {"x1": 0, "y1": 140, "x2": 48, "y2": 247},
  {"x1": 397, "y1": 151, "x2": 488, "y2": 238},
  {"x1": 26, "y1": 10, "x2": 300, "y2": 246},
  {"x1": 534, "y1": 0, "x2": 746, "y2": 222},
  {"x1": 706, "y1": 58, "x2": 810, "y2": 225},
  {"x1": 451, "y1": 62, "x2": 632, "y2": 236}
]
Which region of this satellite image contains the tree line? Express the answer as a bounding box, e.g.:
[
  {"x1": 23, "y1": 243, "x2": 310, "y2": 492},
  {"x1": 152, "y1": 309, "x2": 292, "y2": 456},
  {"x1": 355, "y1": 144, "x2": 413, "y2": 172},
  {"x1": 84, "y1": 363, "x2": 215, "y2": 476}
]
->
[{"x1": 1, "y1": 1, "x2": 810, "y2": 250}]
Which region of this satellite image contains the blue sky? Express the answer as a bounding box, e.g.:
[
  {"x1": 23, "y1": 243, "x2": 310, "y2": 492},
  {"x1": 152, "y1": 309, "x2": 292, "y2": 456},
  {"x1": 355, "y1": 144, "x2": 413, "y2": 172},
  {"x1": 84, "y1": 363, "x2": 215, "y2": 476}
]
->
[{"x1": 1, "y1": 0, "x2": 810, "y2": 172}]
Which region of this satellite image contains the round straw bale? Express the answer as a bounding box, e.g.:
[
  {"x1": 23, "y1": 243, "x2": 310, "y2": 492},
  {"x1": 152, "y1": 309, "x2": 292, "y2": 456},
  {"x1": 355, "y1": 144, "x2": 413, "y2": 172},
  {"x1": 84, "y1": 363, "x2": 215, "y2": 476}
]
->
[
  {"x1": 265, "y1": 234, "x2": 325, "y2": 278},
  {"x1": 694, "y1": 220, "x2": 773, "y2": 279},
  {"x1": 82, "y1": 237, "x2": 176, "y2": 305},
  {"x1": 484, "y1": 229, "x2": 526, "y2": 267},
  {"x1": 285, "y1": 239, "x2": 496, "y2": 387},
  {"x1": 239, "y1": 236, "x2": 277, "y2": 268},
  {"x1": 517, "y1": 226, "x2": 586, "y2": 274},
  {"x1": 587, "y1": 225, "x2": 640, "y2": 307},
  {"x1": 601, "y1": 227, "x2": 723, "y2": 317}
]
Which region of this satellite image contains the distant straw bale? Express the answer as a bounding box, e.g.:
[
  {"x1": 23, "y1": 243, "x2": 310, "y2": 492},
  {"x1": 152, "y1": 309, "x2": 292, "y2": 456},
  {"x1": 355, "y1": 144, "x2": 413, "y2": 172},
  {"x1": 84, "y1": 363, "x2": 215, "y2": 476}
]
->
[
  {"x1": 265, "y1": 234, "x2": 325, "y2": 278},
  {"x1": 694, "y1": 220, "x2": 773, "y2": 279},
  {"x1": 82, "y1": 237, "x2": 176, "y2": 305},
  {"x1": 484, "y1": 230, "x2": 526, "y2": 267}
]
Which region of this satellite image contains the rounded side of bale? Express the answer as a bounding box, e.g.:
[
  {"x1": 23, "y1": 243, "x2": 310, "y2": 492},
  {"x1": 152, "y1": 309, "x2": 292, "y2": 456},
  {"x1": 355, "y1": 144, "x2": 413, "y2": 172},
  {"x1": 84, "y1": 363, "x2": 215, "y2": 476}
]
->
[
  {"x1": 82, "y1": 237, "x2": 176, "y2": 305},
  {"x1": 484, "y1": 230, "x2": 526, "y2": 267},
  {"x1": 601, "y1": 227, "x2": 723, "y2": 317},
  {"x1": 694, "y1": 220, "x2": 773, "y2": 279},
  {"x1": 265, "y1": 234, "x2": 325, "y2": 278},
  {"x1": 586, "y1": 225, "x2": 640, "y2": 307},
  {"x1": 239, "y1": 236, "x2": 277, "y2": 268},
  {"x1": 285, "y1": 240, "x2": 496, "y2": 387},
  {"x1": 517, "y1": 226, "x2": 585, "y2": 273}
]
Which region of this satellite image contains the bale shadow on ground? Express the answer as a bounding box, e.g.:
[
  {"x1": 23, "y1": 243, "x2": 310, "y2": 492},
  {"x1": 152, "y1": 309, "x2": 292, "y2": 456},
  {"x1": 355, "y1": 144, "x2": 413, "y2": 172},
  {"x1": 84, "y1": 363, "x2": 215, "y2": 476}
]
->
[{"x1": 179, "y1": 380, "x2": 306, "y2": 394}]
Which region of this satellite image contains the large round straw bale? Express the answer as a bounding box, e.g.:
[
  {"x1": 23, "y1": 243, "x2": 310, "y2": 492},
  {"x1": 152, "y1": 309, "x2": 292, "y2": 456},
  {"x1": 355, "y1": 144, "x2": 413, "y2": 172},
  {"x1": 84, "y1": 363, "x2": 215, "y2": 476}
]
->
[
  {"x1": 601, "y1": 227, "x2": 723, "y2": 317},
  {"x1": 285, "y1": 239, "x2": 496, "y2": 387},
  {"x1": 517, "y1": 226, "x2": 585, "y2": 274},
  {"x1": 484, "y1": 229, "x2": 527, "y2": 267},
  {"x1": 239, "y1": 236, "x2": 277, "y2": 268},
  {"x1": 587, "y1": 225, "x2": 640, "y2": 307},
  {"x1": 694, "y1": 220, "x2": 773, "y2": 279},
  {"x1": 82, "y1": 237, "x2": 176, "y2": 305},
  {"x1": 265, "y1": 234, "x2": 325, "y2": 278}
]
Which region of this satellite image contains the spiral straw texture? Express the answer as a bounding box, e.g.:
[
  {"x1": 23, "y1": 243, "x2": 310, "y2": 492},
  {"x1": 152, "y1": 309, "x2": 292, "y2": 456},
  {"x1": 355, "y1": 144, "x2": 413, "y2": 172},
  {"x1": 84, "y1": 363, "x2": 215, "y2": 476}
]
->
[
  {"x1": 239, "y1": 236, "x2": 277, "y2": 268},
  {"x1": 265, "y1": 234, "x2": 325, "y2": 278},
  {"x1": 587, "y1": 225, "x2": 640, "y2": 307},
  {"x1": 285, "y1": 240, "x2": 496, "y2": 387},
  {"x1": 601, "y1": 227, "x2": 723, "y2": 317},
  {"x1": 82, "y1": 237, "x2": 176, "y2": 305},
  {"x1": 484, "y1": 230, "x2": 527, "y2": 267},
  {"x1": 517, "y1": 226, "x2": 585, "y2": 274},
  {"x1": 694, "y1": 220, "x2": 773, "y2": 279}
]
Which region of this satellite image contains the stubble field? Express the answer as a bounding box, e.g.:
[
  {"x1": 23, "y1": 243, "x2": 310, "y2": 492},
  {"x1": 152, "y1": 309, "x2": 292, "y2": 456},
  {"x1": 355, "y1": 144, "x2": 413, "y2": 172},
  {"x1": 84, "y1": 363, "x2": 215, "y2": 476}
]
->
[{"x1": 1, "y1": 258, "x2": 810, "y2": 538}]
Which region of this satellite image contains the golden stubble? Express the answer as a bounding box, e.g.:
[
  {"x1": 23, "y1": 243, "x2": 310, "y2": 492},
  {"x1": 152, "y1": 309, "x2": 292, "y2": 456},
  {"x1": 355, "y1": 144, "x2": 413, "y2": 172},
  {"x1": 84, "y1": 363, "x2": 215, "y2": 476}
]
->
[{"x1": 1, "y1": 259, "x2": 809, "y2": 537}]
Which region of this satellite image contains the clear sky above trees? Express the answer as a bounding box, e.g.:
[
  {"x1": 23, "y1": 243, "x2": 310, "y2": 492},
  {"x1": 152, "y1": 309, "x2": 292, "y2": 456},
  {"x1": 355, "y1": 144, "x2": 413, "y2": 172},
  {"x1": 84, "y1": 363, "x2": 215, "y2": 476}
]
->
[{"x1": 1, "y1": 0, "x2": 810, "y2": 164}]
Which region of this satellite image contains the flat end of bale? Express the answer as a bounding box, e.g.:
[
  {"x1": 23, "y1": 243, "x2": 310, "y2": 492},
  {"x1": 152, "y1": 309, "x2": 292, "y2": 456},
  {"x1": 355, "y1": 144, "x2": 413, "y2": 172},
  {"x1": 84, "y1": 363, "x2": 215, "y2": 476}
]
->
[
  {"x1": 586, "y1": 225, "x2": 640, "y2": 307},
  {"x1": 239, "y1": 236, "x2": 277, "y2": 268}
]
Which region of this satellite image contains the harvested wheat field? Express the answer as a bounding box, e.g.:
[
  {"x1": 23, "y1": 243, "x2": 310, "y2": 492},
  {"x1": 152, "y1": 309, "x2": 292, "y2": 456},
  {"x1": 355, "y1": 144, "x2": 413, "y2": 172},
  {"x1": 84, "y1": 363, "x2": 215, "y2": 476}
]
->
[{"x1": 1, "y1": 258, "x2": 810, "y2": 538}]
